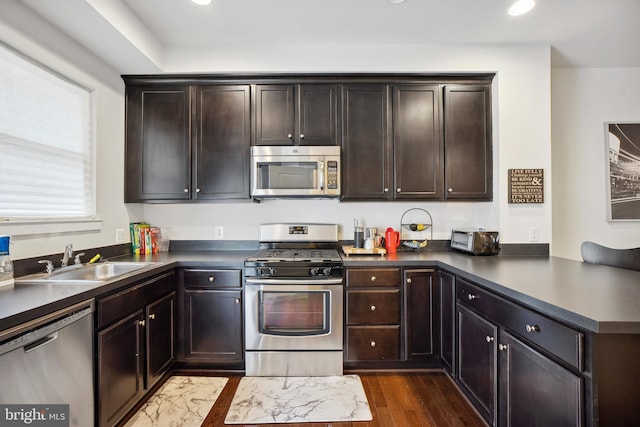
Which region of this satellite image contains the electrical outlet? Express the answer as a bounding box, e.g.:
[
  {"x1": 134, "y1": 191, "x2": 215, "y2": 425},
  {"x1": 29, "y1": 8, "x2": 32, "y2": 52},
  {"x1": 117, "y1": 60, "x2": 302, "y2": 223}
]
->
[
  {"x1": 215, "y1": 226, "x2": 224, "y2": 239},
  {"x1": 115, "y1": 228, "x2": 125, "y2": 243},
  {"x1": 528, "y1": 226, "x2": 539, "y2": 242}
]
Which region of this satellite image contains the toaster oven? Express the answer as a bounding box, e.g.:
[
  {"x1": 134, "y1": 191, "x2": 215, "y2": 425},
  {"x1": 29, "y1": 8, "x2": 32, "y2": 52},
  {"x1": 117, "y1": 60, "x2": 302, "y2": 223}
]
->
[{"x1": 450, "y1": 229, "x2": 500, "y2": 255}]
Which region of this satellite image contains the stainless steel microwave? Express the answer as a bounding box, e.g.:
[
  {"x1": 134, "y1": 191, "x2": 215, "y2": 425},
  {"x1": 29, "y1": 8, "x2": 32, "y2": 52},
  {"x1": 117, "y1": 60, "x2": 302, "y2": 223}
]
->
[
  {"x1": 251, "y1": 146, "x2": 341, "y2": 199},
  {"x1": 450, "y1": 229, "x2": 500, "y2": 255}
]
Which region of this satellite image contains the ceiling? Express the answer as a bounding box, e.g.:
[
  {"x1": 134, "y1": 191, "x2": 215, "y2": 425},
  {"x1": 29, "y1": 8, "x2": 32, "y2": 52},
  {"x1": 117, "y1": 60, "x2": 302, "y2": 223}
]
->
[{"x1": 15, "y1": 0, "x2": 640, "y2": 74}]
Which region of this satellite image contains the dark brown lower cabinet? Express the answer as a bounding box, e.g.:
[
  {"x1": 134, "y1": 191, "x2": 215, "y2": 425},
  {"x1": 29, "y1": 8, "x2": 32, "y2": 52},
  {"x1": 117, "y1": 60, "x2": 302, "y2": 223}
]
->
[
  {"x1": 457, "y1": 303, "x2": 498, "y2": 425},
  {"x1": 97, "y1": 310, "x2": 145, "y2": 427},
  {"x1": 499, "y1": 330, "x2": 582, "y2": 427},
  {"x1": 96, "y1": 272, "x2": 176, "y2": 426},
  {"x1": 177, "y1": 268, "x2": 243, "y2": 368},
  {"x1": 404, "y1": 269, "x2": 436, "y2": 359},
  {"x1": 439, "y1": 270, "x2": 455, "y2": 373},
  {"x1": 182, "y1": 290, "x2": 242, "y2": 363}
]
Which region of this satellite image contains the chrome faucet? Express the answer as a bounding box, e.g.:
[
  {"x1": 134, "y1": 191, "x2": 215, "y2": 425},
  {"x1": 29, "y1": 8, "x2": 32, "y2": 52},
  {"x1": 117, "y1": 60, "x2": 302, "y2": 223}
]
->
[{"x1": 61, "y1": 243, "x2": 73, "y2": 267}]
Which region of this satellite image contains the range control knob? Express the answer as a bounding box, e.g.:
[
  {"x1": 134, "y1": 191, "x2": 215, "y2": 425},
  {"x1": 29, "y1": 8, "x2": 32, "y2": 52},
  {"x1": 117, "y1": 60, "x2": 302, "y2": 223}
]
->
[
  {"x1": 310, "y1": 267, "x2": 320, "y2": 276},
  {"x1": 268, "y1": 267, "x2": 277, "y2": 276},
  {"x1": 322, "y1": 267, "x2": 332, "y2": 276}
]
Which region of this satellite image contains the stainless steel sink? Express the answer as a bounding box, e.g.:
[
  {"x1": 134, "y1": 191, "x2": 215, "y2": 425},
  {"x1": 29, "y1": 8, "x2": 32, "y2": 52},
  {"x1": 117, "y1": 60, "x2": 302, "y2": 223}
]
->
[{"x1": 15, "y1": 262, "x2": 157, "y2": 285}]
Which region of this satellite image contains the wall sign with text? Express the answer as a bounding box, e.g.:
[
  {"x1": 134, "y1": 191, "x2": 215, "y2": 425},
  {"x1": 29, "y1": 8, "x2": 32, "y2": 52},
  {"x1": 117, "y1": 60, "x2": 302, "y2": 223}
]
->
[{"x1": 508, "y1": 169, "x2": 544, "y2": 204}]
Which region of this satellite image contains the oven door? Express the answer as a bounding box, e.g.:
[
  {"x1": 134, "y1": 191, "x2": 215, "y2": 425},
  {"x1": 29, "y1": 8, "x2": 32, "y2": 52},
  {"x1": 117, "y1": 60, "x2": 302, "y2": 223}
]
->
[{"x1": 245, "y1": 279, "x2": 343, "y2": 351}]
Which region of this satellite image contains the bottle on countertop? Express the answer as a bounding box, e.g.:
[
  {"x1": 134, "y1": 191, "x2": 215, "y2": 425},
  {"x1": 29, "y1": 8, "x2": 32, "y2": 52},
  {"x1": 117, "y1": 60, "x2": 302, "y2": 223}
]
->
[{"x1": 0, "y1": 235, "x2": 14, "y2": 288}]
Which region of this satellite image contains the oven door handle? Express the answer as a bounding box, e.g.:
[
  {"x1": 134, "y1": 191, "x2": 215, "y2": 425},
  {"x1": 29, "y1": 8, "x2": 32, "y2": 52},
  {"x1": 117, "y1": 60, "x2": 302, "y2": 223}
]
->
[{"x1": 245, "y1": 278, "x2": 343, "y2": 285}]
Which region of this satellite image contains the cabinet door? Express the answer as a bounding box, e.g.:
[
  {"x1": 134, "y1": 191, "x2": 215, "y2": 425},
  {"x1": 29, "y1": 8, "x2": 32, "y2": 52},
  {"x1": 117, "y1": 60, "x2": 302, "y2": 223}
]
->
[
  {"x1": 438, "y1": 271, "x2": 455, "y2": 374},
  {"x1": 194, "y1": 85, "x2": 250, "y2": 199},
  {"x1": 298, "y1": 84, "x2": 339, "y2": 146},
  {"x1": 392, "y1": 85, "x2": 443, "y2": 199},
  {"x1": 97, "y1": 310, "x2": 145, "y2": 427},
  {"x1": 183, "y1": 290, "x2": 242, "y2": 362},
  {"x1": 457, "y1": 303, "x2": 497, "y2": 426},
  {"x1": 125, "y1": 85, "x2": 191, "y2": 201},
  {"x1": 499, "y1": 331, "x2": 583, "y2": 427},
  {"x1": 254, "y1": 84, "x2": 295, "y2": 145},
  {"x1": 341, "y1": 84, "x2": 390, "y2": 200},
  {"x1": 405, "y1": 269, "x2": 436, "y2": 359},
  {"x1": 146, "y1": 292, "x2": 175, "y2": 388},
  {"x1": 444, "y1": 85, "x2": 492, "y2": 200}
]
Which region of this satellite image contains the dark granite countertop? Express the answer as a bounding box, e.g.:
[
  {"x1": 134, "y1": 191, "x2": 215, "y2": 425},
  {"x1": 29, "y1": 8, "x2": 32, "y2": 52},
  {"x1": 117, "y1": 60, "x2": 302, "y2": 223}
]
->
[{"x1": 2, "y1": 248, "x2": 640, "y2": 336}]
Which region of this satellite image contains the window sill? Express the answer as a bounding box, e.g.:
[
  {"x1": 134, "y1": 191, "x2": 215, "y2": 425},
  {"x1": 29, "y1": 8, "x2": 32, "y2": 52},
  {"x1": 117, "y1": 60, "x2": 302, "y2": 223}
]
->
[{"x1": 0, "y1": 218, "x2": 103, "y2": 236}]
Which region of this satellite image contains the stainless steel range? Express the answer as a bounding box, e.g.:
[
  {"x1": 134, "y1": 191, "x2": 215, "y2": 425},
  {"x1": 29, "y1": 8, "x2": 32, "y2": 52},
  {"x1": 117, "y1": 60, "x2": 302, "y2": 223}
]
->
[{"x1": 244, "y1": 223, "x2": 343, "y2": 376}]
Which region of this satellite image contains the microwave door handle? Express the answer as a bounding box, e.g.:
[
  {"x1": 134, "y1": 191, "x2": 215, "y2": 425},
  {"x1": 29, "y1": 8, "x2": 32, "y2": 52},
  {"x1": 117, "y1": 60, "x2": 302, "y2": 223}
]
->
[{"x1": 319, "y1": 160, "x2": 325, "y2": 190}]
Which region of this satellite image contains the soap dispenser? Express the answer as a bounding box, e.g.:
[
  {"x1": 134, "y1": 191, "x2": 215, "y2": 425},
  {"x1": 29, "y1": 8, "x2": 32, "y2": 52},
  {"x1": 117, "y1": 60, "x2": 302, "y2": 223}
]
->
[{"x1": 0, "y1": 235, "x2": 14, "y2": 288}]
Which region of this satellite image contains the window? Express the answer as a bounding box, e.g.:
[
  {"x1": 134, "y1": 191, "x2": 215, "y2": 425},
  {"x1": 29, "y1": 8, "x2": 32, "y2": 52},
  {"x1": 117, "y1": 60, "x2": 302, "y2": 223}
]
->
[{"x1": 0, "y1": 43, "x2": 95, "y2": 220}]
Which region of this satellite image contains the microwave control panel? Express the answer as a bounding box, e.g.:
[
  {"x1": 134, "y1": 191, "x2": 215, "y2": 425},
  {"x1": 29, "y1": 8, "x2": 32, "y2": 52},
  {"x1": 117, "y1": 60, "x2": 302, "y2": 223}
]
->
[{"x1": 326, "y1": 161, "x2": 338, "y2": 189}]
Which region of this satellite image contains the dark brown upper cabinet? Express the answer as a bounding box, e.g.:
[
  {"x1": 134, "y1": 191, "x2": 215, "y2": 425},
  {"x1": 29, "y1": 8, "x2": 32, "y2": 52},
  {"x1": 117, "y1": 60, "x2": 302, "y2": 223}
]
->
[
  {"x1": 342, "y1": 84, "x2": 442, "y2": 200},
  {"x1": 254, "y1": 84, "x2": 339, "y2": 146},
  {"x1": 125, "y1": 83, "x2": 251, "y2": 202},
  {"x1": 443, "y1": 85, "x2": 492, "y2": 200},
  {"x1": 125, "y1": 85, "x2": 191, "y2": 202}
]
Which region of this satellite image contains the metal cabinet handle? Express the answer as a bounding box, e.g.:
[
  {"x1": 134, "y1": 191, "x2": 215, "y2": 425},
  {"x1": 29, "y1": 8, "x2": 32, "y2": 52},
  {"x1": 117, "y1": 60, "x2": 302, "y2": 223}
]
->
[
  {"x1": 235, "y1": 298, "x2": 240, "y2": 304},
  {"x1": 300, "y1": 134, "x2": 305, "y2": 139},
  {"x1": 370, "y1": 305, "x2": 376, "y2": 311},
  {"x1": 384, "y1": 188, "x2": 389, "y2": 193},
  {"x1": 138, "y1": 320, "x2": 145, "y2": 326},
  {"x1": 287, "y1": 133, "x2": 293, "y2": 139},
  {"x1": 209, "y1": 276, "x2": 215, "y2": 282},
  {"x1": 525, "y1": 324, "x2": 540, "y2": 333},
  {"x1": 499, "y1": 344, "x2": 508, "y2": 351},
  {"x1": 397, "y1": 188, "x2": 401, "y2": 192},
  {"x1": 407, "y1": 278, "x2": 412, "y2": 284},
  {"x1": 467, "y1": 294, "x2": 478, "y2": 301},
  {"x1": 149, "y1": 314, "x2": 155, "y2": 320},
  {"x1": 196, "y1": 188, "x2": 201, "y2": 193},
  {"x1": 370, "y1": 341, "x2": 376, "y2": 347},
  {"x1": 486, "y1": 336, "x2": 494, "y2": 343},
  {"x1": 370, "y1": 276, "x2": 376, "y2": 282},
  {"x1": 448, "y1": 188, "x2": 453, "y2": 193}
]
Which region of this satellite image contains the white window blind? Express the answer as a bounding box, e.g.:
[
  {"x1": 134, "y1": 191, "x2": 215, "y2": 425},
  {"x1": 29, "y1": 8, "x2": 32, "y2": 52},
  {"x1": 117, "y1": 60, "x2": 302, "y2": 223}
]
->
[{"x1": 0, "y1": 44, "x2": 94, "y2": 219}]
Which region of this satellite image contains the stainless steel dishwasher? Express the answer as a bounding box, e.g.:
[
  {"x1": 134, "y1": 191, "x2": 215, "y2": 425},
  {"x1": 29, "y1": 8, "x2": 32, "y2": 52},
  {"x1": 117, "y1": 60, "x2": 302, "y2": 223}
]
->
[{"x1": 0, "y1": 299, "x2": 94, "y2": 426}]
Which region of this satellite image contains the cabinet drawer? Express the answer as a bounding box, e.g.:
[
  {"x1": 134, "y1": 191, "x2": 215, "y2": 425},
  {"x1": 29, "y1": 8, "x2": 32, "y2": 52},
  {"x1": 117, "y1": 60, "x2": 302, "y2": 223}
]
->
[
  {"x1": 346, "y1": 268, "x2": 400, "y2": 288},
  {"x1": 346, "y1": 326, "x2": 400, "y2": 361},
  {"x1": 347, "y1": 290, "x2": 400, "y2": 324},
  {"x1": 457, "y1": 278, "x2": 583, "y2": 371},
  {"x1": 98, "y1": 272, "x2": 175, "y2": 329},
  {"x1": 183, "y1": 269, "x2": 241, "y2": 289}
]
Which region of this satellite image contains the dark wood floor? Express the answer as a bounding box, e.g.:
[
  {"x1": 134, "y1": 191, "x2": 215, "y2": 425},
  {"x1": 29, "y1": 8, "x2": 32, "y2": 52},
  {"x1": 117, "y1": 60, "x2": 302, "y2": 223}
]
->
[{"x1": 201, "y1": 372, "x2": 486, "y2": 427}]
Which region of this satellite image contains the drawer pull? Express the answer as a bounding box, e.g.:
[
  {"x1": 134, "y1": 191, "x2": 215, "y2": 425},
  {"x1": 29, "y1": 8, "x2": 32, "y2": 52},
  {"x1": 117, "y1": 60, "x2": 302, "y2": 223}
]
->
[
  {"x1": 486, "y1": 336, "x2": 494, "y2": 343},
  {"x1": 370, "y1": 341, "x2": 376, "y2": 347},
  {"x1": 138, "y1": 320, "x2": 145, "y2": 326},
  {"x1": 370, "y1": 305, "x2": 376, "y2": 311},
  {"x1": 235, "y1": 298, "x2": 240, "y2": 304},
  {"x1": 370, "y1": 276, "x2": 377, "y2": 282},
  {"x1": 149, "y1": 314, "x2": 156, "y2": 320},
  {"x1": 526, "y1": 324, "x2": 540, "y2": 333},
  {"x1": 499, "y1": 344, "x2": 508, "y2": 351},
  {"x1": 209, "y1": 276, "x2": 216, "y2": 282},
  {"x1": 467, "y1": 293, "x2": 478, "y2": 301},
  {"x1": 406, "y1": 278, "x2": 412, "y2": 284}
]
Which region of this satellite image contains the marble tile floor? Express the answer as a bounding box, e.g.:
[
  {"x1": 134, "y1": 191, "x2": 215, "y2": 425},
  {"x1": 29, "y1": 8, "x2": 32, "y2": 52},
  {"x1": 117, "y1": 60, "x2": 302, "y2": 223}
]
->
[
  {"x1": 123, "y1": 376, "x2": 229, "y2": 427},
  {"x1": 224, "y1": 375, "x2": 373, "y2": 424}
]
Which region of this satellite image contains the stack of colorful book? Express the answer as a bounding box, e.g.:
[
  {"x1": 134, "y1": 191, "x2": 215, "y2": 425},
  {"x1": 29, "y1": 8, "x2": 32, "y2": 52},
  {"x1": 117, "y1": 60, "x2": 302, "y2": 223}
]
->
[{"x1": 129, "y1": 222, "x2": 160, "y2": 255}]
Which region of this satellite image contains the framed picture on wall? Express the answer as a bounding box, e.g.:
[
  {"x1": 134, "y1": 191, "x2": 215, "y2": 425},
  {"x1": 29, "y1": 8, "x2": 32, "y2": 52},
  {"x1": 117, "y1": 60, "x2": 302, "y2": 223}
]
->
[{"x1": 606, "y1": 122, "x2": 640, "y2": 221}]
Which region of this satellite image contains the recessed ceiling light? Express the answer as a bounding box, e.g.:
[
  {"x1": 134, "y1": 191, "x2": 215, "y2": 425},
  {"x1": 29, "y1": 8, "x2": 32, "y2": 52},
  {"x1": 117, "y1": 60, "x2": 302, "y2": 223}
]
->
[
  {"x1": 192, "y1": 0, "x2": 212, "y2": 5},
  {"x1": 389, "y1": 0, "x2": 407, "y2": 4},
  {"x1": 509, "y1": 0, "x2": 535, "y2": 16}
]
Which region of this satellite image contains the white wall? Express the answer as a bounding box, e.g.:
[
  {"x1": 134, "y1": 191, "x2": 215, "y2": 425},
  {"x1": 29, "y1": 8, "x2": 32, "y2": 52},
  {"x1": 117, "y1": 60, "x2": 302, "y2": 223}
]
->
[
  {"x1": 552, "y1": 67, "x2": 640, "y2": 260},
  {"x1": 0, "y1": 4, "x2": 553, "y2": 259},
  {"x1": 145, "y1": 44, "x2": 553, "y2": 245}
]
